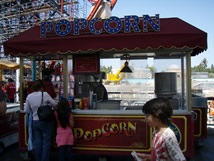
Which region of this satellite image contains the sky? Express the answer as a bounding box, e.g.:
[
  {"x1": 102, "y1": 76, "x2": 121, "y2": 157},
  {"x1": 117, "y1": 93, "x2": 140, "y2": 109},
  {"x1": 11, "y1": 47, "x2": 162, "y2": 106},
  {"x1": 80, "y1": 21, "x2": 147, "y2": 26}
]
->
[{"x1": 108, "y1": 0, "x2": 214, "y2": 68}]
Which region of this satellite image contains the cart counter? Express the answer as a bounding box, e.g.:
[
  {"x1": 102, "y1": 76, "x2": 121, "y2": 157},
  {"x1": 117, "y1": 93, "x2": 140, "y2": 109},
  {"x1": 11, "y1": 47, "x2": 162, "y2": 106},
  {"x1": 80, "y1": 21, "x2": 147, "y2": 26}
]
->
[{"x1": 19, "y1": 109, "x2": 194, "y2": 157}]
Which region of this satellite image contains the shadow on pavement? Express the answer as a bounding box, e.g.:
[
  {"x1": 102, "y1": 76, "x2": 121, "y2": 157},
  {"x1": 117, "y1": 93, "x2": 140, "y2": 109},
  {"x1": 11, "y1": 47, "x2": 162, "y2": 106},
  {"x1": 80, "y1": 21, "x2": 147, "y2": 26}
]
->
[{"x1": 191, "y1": 127, "x2": 214, "y2": 161}]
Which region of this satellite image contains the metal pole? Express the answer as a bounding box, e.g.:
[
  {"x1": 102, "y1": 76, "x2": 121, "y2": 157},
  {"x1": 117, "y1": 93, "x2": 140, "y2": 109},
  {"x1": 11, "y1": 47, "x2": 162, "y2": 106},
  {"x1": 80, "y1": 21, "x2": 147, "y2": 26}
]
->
[
  {"x1": 16, "y1": 57, "x2": 20, "y2": 103},
  {"x1": 63, "y1": 55, "x2": 68, "y2": 98},
  {"x1": 19, "y1": 57, "x2": 24, "y2": 109},
  {"x1": 32, "y1": 60, "x2": 36, "y2": 81},
  {"x1": 61, "y1": 0, "x2": 63, "y2": 15},
  {"x1": 187, "y1": 52, "x2": 192, "y2": 112},
  {"x1": 70, "y1": 0, "x2": 73, "y2": 21}
]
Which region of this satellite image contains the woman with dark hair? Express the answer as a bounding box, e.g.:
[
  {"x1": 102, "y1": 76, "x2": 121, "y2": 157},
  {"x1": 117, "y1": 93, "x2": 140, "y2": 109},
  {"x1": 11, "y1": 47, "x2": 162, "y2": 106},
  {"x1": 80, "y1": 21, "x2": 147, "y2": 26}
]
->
[
  {"x1": 24, "y1": 79, "x2": 57, "y2": 161},
  {"x1": 54, "y1": 98, "x2": 74, "y2": 161}
]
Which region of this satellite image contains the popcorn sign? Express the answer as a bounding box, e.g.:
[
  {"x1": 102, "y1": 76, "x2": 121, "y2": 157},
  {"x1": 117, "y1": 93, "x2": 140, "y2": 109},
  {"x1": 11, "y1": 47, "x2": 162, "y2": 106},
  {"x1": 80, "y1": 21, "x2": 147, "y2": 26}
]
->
[{"x1": 41, "y1": 14, "x2": 160, "y2": 38}]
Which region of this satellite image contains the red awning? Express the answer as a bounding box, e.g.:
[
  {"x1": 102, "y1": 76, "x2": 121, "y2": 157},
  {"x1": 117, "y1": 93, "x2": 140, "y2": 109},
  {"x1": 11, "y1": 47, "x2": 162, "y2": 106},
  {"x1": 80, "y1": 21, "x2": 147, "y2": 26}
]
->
[{"x1": 3, "y1": 17, "x2": 207, "y2": 57}]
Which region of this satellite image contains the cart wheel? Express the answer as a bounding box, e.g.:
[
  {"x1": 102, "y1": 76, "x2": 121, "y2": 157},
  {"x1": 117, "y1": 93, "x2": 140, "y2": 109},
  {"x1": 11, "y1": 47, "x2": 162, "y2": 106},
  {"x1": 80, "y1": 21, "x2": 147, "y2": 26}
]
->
[{"x1": 0, "y1": 143, "x2": 4, "y2": 155}]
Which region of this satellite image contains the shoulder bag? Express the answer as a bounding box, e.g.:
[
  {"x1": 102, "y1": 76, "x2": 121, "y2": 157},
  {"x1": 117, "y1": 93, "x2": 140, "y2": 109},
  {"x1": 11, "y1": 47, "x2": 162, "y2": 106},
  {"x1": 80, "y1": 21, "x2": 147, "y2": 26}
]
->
[{"x1": 37, "y1": 92, "x2": 54, "y2": 121}]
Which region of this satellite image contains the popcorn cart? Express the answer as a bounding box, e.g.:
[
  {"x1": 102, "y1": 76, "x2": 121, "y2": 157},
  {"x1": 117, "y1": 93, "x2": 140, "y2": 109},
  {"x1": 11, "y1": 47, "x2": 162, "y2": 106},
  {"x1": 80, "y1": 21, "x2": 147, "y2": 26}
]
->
[{"x1": 3, "y1": 14, "x2": 207, "y2": 158}]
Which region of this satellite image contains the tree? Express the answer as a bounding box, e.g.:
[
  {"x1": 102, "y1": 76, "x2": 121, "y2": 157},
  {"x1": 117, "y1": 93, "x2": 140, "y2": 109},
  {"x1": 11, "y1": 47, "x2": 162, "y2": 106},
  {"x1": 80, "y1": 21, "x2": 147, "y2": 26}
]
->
[
  {"x1": 192, "y1": 58, "x2": 208, "y2": 72},
  {"x1": 199, "y1": 58, "x2": 208, "y2": 68},
  {"x1": 100, "y1": 65, "x2": 112, "y2": 74},
  {"x1": 191, "y1": 58, "x2": 214, "y2": 78},
  {"x1": 147, "y1": 66, "x2": 155, "y2": 78}
]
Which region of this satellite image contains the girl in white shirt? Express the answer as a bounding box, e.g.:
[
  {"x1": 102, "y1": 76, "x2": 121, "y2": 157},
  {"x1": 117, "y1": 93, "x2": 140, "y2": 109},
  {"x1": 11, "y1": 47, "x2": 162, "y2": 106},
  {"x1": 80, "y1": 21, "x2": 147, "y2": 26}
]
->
[{"x1": 134, "y1": 98, "x2": 186, "y2": 161}]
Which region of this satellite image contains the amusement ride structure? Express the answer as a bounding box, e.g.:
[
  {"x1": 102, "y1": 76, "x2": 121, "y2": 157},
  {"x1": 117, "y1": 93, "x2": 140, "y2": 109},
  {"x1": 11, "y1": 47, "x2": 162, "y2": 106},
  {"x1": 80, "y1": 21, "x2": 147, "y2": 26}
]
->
[
  {"x1": 0, "y1": 0, "x2": 117, "y2": 80},
  {"x1": 0, "y1": 0, "x2": 91, "y2": 58}
]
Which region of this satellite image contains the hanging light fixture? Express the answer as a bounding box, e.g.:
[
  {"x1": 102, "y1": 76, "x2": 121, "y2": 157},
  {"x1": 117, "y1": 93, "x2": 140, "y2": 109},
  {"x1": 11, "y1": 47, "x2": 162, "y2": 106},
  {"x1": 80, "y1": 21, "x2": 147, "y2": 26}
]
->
[{"x1": 120, "y1": 55, "x2": 132, "y2": 73}]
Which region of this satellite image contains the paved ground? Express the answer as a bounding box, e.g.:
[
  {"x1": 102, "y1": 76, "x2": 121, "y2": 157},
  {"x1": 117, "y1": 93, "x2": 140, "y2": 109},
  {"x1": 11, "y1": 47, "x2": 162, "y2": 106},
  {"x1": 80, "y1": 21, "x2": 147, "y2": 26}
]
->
[
  {"x1": 191, "y1": 114, "x2": 214, "y2": 161},
  {"x1": 0, "y1": 146, "x2": 133, "y2": 161}
]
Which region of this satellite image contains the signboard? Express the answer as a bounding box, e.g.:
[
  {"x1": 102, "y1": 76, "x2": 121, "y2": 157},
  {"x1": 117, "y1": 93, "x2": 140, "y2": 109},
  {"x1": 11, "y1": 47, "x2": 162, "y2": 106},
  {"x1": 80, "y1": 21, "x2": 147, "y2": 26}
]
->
[
  {"x1": 41, "y1": 14, "x2": 160, "y2": 38},
  {"x1": 73, "y1": 115, "x2": 152, "y2": 153},
  {"x1": 73, "y1": 54, "x2": 100, "y2": 74}
]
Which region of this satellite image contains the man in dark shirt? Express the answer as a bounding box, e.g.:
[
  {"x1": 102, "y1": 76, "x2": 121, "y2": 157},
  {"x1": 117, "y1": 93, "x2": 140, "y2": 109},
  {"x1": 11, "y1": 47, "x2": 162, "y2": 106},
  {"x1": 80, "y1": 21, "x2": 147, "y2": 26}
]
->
[
  {"x1": 94, "y1": 82, "x2": 108, "y2": 101},
  {"x1": 94, "y1": 72, "x2": 108, "y2": 101}
]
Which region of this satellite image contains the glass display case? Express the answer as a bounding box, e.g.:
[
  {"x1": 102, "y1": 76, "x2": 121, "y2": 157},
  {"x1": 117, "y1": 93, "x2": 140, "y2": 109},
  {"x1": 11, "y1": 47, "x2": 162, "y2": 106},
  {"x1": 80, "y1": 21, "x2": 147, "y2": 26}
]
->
[{"x1": 102, "y1": 56, "x2": 188, "y2": 111}]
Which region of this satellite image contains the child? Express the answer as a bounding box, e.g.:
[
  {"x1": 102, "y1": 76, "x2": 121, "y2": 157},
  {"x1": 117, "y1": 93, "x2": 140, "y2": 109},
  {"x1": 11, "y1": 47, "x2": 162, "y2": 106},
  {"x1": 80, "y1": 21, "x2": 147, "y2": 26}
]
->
[
  {"x1": 134, "y1": 97, "x2": 186, "y2": 161},
  {"x1": 54, "y1": 98, "x2": 74, "y2": 161}
]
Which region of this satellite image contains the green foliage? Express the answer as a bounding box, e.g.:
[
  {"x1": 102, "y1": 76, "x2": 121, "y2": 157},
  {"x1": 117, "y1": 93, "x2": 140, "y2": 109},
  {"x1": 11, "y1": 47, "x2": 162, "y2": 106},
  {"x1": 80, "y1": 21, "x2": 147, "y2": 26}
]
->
[
  {"x1": 146, "y1": 66, "x2": 156, "y2": 78},
  {"x1": 100, "y1": 65, "x2": 112, "y2": 74},
  {"x1": 208, "y1": 73, "x2": 214, "y2": 78},
  {"x1": 191, "y1": 65, "x2": 207, "y2": 72},
  {"x1": 191, "y1": 58, "x2": 214, "y2": 76}
]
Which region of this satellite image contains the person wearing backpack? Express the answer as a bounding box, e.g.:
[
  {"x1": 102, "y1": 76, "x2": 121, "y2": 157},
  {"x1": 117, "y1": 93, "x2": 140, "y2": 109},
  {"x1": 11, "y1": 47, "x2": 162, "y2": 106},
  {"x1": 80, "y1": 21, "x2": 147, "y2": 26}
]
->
[{"x1": 24, "y1": 79, "x2": 57, "y2": 161}]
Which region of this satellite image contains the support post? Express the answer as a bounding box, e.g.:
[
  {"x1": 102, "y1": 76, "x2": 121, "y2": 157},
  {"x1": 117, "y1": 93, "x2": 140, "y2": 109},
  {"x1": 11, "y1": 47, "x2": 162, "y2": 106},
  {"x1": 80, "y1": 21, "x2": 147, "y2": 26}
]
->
[
  {"x1": 19, "y1": 57, "x2": 24, "y2": 110},
  {"x1": 63, "y1": 55, "x2": 68, "y2": 98}
]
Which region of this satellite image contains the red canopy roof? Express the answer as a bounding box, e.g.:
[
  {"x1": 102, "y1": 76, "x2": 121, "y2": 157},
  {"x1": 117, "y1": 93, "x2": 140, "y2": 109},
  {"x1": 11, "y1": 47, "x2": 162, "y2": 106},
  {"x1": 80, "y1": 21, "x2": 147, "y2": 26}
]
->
[{"x1": 3, "y1": 17, "x2": 207, "y2": 57}]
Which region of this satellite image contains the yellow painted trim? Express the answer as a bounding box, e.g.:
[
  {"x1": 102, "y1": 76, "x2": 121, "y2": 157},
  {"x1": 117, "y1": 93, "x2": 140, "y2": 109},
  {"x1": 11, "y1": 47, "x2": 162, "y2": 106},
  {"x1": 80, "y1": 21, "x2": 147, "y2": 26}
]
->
[
  {"x1": 148, "y1": 127, "x2": 154, "y2": 151},
  {"x1": 24, "y1": 115, "x2": 58, "y2": 148},
  {"x1": 24, "y1": 115, "x2": 28, "y2": 146},
  {"x1": 193, "y1": 109, "x2": 202, "y2": 137},
  {"x1": 73, "y1": 147, "x2": 147, "y2": 152},
  {"x1": 172, "y1": 116, "x2": 187, "y2": 153},
  {"x1": 73, "y1": 115, "x2": 145, "y2": 118}
]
